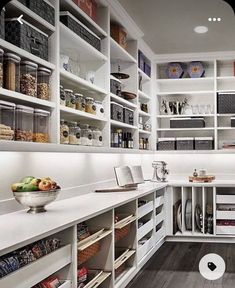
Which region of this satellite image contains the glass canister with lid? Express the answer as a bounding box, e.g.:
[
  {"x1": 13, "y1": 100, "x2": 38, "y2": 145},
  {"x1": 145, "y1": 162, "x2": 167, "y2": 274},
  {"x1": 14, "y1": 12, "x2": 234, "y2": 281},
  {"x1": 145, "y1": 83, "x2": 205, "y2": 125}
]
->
[
  {"x1": 75, "y1": 93, "x2": 86, "y2": 112},
  {"x1": 0, "y1": 48, "x2": 3, "y2": 88},
  {"x1": 4, "y1": 52, "x2": 21, "y2": 92},
  {"x1": 20, "y1": 61, "x2": 38, "y2": 97},
  {"x1": 94, "y1": 100, "x2": 105, "y2": 118},
  {"x1": 33, "y1": 109, "x2": 50, "y2": 143},
  {"x1": 60, "y1": 119, "x2": 69, "y2": 144},
  {"x1": 65, "y1": 89, "x2": 76, "y2": 109},
  {"x1": 0, "y1": 100, "x2": 15, "y2": 141},
  {"x1": 85, "y1": 97, "x2": 96, "y2": 114},
  {"x1": 81, "y1": 124, "x2": 92, "y2": 146},
  {"x1": 60, "y1": 85, "x2": 66, "y2": 106},
  {"x1": 91, "y1": 126, "x2": 103, "y2": 147},
  {"x1": 37, "y1": 67, "x2": 51, "y2": 100},
  {"x1": 68, "y1": 121, "x2": 81, "y2": 145},
  {"x1": 15, "y1": 105, "x2": 34, "y2": 142}
]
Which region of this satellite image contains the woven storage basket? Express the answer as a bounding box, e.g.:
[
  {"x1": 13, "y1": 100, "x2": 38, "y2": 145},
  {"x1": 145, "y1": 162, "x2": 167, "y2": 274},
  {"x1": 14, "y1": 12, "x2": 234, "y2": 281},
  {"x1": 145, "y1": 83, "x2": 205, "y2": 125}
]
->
[
  {"x1": 115, "y1": 224, "x2": 130, "y2": 243},
  {"x1": 78, "y1": 241, "x2": 100, "y2": 265}
]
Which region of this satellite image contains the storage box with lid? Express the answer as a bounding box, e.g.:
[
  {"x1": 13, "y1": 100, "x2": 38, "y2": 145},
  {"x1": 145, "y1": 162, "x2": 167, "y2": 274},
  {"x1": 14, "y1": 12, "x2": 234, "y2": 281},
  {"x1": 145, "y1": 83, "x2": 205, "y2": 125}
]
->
[
  {"x1": 170, "y1": 117, "x2": 205, "y2": 128},
  {"x1": 5, "y1": 18, "x2": 49, "y2": 60},
  {"x1": 33, "y1": 109, "x2": 50, "y2": 143},
  {"x1": 176, "y1": 137, "x2": 194, "y2": 150},
  {"x1": 110, "y1": 75, "x2": 122, "y2": 96},
  {"x1": 15, "y1": 105, "x2": 34, "y2": 142},
  {"x1": 217, "y1": 92, "x2": 235, "y2": 114},
  {"x1": 194, "y1": 137, "x2": 213, "y2": 150},
  {"x1": 60, "y1": 11, "x2": 101, "y2": 51},
  {"x1": 0, "y1": 7, "x2": 5, "y2": 39},
  {"x1": 123, "y1": 107, "x2": 134, "y2": 125},
  {"x1": 0, "y1": 100, "x2": 15, "y2": 141},
  {"x1": 111, "y1": 24, "x2": 127, "y2": 50},
  {"x1": 72, "y1": 0, "x2": 97, "y2": 22},
  {"x1": 111, "y1": 102, "x2": 124, "y2": 122},
  {"x1": 157, "y1": 138, "x2": 175, "y2": 150}
]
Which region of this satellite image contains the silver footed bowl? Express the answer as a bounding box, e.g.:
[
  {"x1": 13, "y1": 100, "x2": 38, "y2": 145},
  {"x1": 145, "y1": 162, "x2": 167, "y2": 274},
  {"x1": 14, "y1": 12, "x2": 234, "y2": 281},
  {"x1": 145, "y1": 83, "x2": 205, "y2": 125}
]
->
[{"x1": 13, "y1": 190, "x2": 60, "y2": 214}]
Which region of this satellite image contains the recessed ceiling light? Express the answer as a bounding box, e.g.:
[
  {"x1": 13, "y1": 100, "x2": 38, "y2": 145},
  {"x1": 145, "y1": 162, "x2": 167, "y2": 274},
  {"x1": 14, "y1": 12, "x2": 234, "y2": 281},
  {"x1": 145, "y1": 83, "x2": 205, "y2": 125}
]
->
[
  {"x1": 217, "y1": 17, "x2": 221, "y2": 21},
  {"x1": 208, "y1": 17, "x2": 212, "y2": 21},
  {"x1": 194, "y1": 26, "x2": 208, "y2": 34},
  {"x1": 213, "y1": 17, "x2": 217, "y2": 21}
]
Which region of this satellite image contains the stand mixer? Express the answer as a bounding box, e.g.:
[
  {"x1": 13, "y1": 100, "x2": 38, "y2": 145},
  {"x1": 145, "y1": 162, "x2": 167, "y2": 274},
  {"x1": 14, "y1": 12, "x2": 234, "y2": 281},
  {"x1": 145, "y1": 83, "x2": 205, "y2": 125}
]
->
[{"x1": 151, "y1": 161, "x2": 169, "y2": 182}]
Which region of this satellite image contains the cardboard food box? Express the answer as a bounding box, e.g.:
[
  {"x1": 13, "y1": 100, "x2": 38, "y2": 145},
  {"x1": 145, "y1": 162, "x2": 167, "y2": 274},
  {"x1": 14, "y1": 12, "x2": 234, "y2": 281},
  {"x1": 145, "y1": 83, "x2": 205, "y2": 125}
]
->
[
  {"x1": 73, "y1": 0, "x2": 97, "y2": 22},
  {"x1": 111, "y1": 24, "x2": 127, "y2": 50}
]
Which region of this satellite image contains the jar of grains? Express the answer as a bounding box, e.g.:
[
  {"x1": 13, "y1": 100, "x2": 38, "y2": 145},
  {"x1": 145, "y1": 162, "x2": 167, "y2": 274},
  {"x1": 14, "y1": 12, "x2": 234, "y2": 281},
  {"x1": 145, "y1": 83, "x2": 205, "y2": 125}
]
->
[
  {"x1": 15, "y1": 105, "x2": 34, "y2": 142},
  {"x1": 85, "y1": 97, "x2": 96, "y2": 114},
  {"x1": 81, "y1": 124, "x2": 92, "y2": 146},
  {"x1": 0, "y1": 100, "x2": 15, "y2": 141},
  {"x1": 75, "y1": 93, "x2": 86, "y2": 111},
  {"x1": 91, "y1": 127, "x2": 103, "y2": 146},
  {"x1": 60, "y1": 85, "x2": 66, "y2": 106},
  {"x1": 37, "y1": 67, "x2": 51, "y2": 100},
  {"x1": 94, "y1": 101, "x2": 105, "y2": 118},
  {"x1": 33, "y1": 109, "x2": 50, "y2": 143},
  {"x1": 4, "y1": 53, "x2": 21, "y2": 92},
  {"x1": 65, "y1": 89, "x2": 76, "y2": 109},
  {"x1": 68, "y1": 121, "x2": 81, "y2": 145},
  {"x1": 60, "y1": 119, "x2": 69, "y2": 144},
  {"x1": 0, "y1": 49, "x2": 4, "y2": 88},
  {"x1": 20, "y1": 61, "x2": 38, "y2": 97}
]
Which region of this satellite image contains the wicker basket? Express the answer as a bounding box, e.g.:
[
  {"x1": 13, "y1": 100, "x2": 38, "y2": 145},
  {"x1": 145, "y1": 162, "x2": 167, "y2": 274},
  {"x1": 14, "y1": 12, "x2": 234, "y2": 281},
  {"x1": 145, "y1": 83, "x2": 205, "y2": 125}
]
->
[
  {"x1": 115, "y1": 224, "x2": 130, "y2": 243},
  {"x1": 78, "y1": 241, "x2": 100, "y2": 265}
]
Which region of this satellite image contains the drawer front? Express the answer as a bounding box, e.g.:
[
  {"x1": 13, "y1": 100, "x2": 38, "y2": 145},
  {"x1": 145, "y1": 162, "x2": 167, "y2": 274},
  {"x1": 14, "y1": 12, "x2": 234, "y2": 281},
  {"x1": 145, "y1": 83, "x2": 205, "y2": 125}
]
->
[
  {"x1": 155, "y1": 196, "x2": 164, "y2": 208},
  {"x1": 137, "y1": 237, "x2": 154, "y2": 262},
  {"x1": 216, "y1": 225, "x2": 235, "y2": 235},
  {"x1": 217, "y1": 210, "x2": 235, "y2": 220},
  {"x1": 138, "y1": 219, "x2": 154, "y2": 241},
  {"x1": 217, "y1": 195, "x2": 235, "y2": 204},
  {"x1": 138, "y1": 201, "x2": 154, "y2": 219},
  {"x1": 155, "y1": 225, "x2": 165, "y2": 243},
  {"x1": 156, "y1": 210, "x2": 165, "y2": 226}
]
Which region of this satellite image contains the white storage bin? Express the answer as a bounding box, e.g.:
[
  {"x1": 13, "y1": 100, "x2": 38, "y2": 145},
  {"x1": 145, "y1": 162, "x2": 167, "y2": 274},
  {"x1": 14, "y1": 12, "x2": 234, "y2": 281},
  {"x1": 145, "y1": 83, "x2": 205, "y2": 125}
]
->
[
  {"x1": 217, "y1": 194, "x2": 235, "y2": 204},
  {"x1": 155, "y1": 195, "x2": 164, "y2": 208},
  {"x1": 217, "y1": 210, "x2": 235, "y2": 220},
  {"x1": 137, "y1": 237, "x2": 154, "y2": 262},
  {"x1": 216, "y1": 225, "x2": 235, "y2": 235},
  {"x1": 137, "y1": 219, "x2": 154, "y2": 240},
  {"x1": 138, "y1": 201, "x2": 153, "y2": 219},
  {"x1": 156, "y1": 210, "x2": 165, "y2": 226}
]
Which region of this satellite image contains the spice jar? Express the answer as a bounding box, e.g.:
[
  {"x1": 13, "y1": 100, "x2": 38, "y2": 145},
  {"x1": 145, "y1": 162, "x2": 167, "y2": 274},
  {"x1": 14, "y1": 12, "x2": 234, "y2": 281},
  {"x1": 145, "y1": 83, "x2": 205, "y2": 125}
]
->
[
  {"x1": 60, "y1": 85, "x2": 66, "y2": 106},
  {"x1": 0, "y1": 100, "x2": 15, "y2": 141},
  {"x1": 0, "y1": 49, "x2": 3, "y2": 88},
  {"x1": 4, "y1": 53, "x2": 21, "y2": 92},
  {"x1": 37, "y1": 67, "x2": 51, "y2": 100},
  {"x1": 33, "y1": 109, "x2": 50, "y2": 143},
  {"x1": 20, "y1": 61, "x2": 38, "y2": 97},
  {"x1": 75, "y1": 93, "x2": 86, "y2": 111},
  {"x1": 92, "y1": 127, "x2": 103, "y2": 147},
  {"x1": 60, "y1": 119, "x2": 69, "y2": 144},
  {"x1": 85, "y1": 97, "x2": 96, "y2": 114},
  {"x1": 15, "y1": 105, "x2": 34, "y2": 142},
  {"x1": 68, "y1": 121, "x2": 81, "y2": 145},
  {"x1": 65, "y1": 89, "x2": 76, "y2": 109},
  {"x1": 94, "y1": 101, "x2": 105, "y2": 118},
  {"x1": 81, "y1": 124, "x2": 92, "y2": 146}
]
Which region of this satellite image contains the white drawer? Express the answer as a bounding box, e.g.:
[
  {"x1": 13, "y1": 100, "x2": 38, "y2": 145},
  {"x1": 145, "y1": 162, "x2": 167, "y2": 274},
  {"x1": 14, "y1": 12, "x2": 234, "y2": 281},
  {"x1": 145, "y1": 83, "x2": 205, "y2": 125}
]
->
[
  {"x1": 216, "y1": 225, "x2": 235, "y2": 235},
  {"x1": 137, "y1": 219, "x2": 154, "y2": 241},
  {"x1": 155, "y1": 196, "x2": 164, "y2": 208},
  {"x1": 217, "y1": 210, "x2": 235, "y2": 220},
  {"x1": 59, "y1": 280, "x2": 72, "y2": 288},
  {"x1": 155, "y1": 225, "x2": 165, "y2": 243},
  {"x1": 217, "y1": 195, "x2": 235, "y2": 204},
  {"x1": 137, "y1": 237, "x2": 154, "y2": 262},
  {"x1": 156, "y1": 210, "x2": 165, "y2": 226},
  {"x1": 138, "y1": 201, "x2": 154, "y2": 219}
]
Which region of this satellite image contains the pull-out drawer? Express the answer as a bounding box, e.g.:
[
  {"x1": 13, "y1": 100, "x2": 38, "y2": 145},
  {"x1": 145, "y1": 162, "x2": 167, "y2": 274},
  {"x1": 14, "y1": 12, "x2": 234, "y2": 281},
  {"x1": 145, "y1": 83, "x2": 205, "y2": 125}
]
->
[
  {"x1": 84, "y1": 270, "x2": 111, "y2": 288},
  {"x1": 217, "y1": 194, "x2": 235, "y2": 204},
  {"x1": 137, "y1": 237, "x2": 154, "y2": 262},
  {"x1": 155, "y1": 222, "x2": 165, "y2": 243},
  {"x1": 137, "y1": 219, "x2": 154, "y2": 241},
  {"x1": 138, "y1": 201, "x2": 154, "y2": 219},
  {"x1": 216, "y1": 225, "x2": 235, "y2": 235},
  {"x1": 155, "y1": 196, "x2": 164, "y2": 208},
  {"x1": 216, "y1": 210, "x2": 235, "y2": 220},
  {"x1": 156, "y1": 210, "x2": 165, "y2": 226}
]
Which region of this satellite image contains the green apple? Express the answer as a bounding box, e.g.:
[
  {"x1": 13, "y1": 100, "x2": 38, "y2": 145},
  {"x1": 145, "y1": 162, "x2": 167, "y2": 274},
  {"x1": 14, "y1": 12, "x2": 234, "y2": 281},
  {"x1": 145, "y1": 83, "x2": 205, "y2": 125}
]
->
[
  {"x1": 21, "y1": 183, "x2": 38, "y2": 192},
  {"x1": 20, "y1": 176, "x2": 35, "y2": 184}
]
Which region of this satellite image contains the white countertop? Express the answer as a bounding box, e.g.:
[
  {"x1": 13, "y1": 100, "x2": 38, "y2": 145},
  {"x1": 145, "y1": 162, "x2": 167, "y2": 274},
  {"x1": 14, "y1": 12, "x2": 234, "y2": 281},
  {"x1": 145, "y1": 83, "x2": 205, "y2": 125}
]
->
[{"x1": 0, "y1": 182, "x2": 166, "y2": 256}]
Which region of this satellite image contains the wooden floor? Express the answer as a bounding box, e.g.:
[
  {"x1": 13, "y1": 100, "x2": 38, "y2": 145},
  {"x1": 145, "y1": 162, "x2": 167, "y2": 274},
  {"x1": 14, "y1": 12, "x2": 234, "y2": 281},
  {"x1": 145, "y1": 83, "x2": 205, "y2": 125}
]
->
[{"x1": 127, "y1": 242, "x2": 235, "y2": 288}]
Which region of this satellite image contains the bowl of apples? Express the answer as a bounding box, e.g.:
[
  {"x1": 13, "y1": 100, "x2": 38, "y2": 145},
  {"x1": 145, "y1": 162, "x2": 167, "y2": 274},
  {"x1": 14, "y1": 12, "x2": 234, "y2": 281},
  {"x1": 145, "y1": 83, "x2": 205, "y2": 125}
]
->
[{"x1": 12, "y1": 176, "x2": 61, "y2": 214}]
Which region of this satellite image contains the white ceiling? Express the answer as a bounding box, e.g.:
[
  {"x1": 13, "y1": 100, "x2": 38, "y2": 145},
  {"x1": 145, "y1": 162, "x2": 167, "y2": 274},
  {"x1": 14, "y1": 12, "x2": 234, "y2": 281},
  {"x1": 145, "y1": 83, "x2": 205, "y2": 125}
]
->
[{"x1": 118, "y1": 0, "x2": 235, "y2": 54}]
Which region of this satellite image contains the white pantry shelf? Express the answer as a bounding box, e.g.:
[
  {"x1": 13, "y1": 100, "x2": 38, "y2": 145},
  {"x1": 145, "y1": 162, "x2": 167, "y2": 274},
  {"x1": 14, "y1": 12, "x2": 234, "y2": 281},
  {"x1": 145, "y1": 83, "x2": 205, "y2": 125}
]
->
[
  {"x1": 217, "y1": 114, "x2": 235, "y2": 117},
  {"x1": 138, "y1": 68, "x2": 151, "y2": 82},
  {"x1": 0, "y1": 39, "x2": 55, "y2": 70},
  {"x1": 156, "y1": 77, "x2": 214, "y2": 84},
  {"x1": 157, "y1": 114, "x2": 214, "y2": 118},
  {"x1": 217, "y1": 127, "x2": 235, "y2": 130},
  {"x1": 110, "y1": 38, "x2": 137, "y2": 63},
  {"x1": 110, "y1": 93, "x2": 137, "y2": 109},
  {"x1": 138, "y1": 90, "x2": 151, "y2": 100},
  {"x1": 217, "y1": 89, "x2": 235, "y2": 93},
  {"x1": 157, "y1": 90, "x2": 215, "y2": 96},
  {"x1": 139, "y1": 129, "x2": 151, "y2": 135},
  {"x1": 110, "y1": 119, "x2": 138, "y2": 129},
  {"x1": 0, "y1": 88, "x2": 56, "y2": 108},
  {"x1": 139, "y1": 110, "x2": 151, "y2": 117},
  {"x1": 217, "y1": 76, "x2": 235, "y2": 80},
  {"x1": 156, "y1": 127, "x2": 214, "y2": 132}
]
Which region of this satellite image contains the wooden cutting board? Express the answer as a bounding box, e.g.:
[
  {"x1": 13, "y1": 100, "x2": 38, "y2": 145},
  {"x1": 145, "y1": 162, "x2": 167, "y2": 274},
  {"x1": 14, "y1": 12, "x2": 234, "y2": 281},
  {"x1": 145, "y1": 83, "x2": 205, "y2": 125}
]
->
[{"x1": 189, "y1": 175, "x2": 215, "y2": 183}]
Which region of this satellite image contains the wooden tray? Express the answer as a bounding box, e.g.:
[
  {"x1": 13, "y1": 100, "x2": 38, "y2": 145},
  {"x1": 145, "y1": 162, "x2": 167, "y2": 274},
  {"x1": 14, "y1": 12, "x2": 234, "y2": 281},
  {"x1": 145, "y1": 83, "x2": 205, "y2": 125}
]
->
[{"x1": 189, "y1": 175, "x2": 215, "y2": 183}]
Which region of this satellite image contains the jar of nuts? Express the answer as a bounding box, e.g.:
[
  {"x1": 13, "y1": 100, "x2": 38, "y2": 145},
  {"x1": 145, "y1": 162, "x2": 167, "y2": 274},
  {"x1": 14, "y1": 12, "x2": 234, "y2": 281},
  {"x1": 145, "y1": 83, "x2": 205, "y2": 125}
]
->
[
  {"x1": 0, "y1": 48, "x2": 4, "y2": 88},
  {"x1": 37, "y1": 67, "x2": 51, "y2": 100},
  {"x1": 60, "y1": 119, "x2": 69, "y2": 144},
  {"x1": 4, "y1": 53, "x2": 21, "y2": 92},
  {"x1": 85, "y1": 97, "x2": 96, "y2": 114},
  {"x1": 75, "y1": 93, "x2": 85, "y2": 112},
  {"x1": 15, "y1": 105, "x2": 34, "y2": 142},
  {"x1": 20, "y1": 61, "x2": 38, "y2": 97},
  {"x1": 33, "y1": 109, "x2": 50, "y2": 143}
]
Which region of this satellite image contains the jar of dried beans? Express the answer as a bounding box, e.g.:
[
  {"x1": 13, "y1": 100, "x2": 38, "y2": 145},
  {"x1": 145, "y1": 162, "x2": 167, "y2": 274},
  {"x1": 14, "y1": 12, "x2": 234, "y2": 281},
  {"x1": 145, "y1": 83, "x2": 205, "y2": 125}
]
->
[
  {"x1": 37, "y1": 67, "x2": 51, "y2": 100},
  {"x1": 20, "y1": 61, "x2": 38, "y2": 97},
  {"x1": 33, "y1": 109, "x2": 50, "y2": 143},
  {"x1": 4, "y1": 53, "x2": 21, "y2": 92},
  {"x1": 15, "y1": 105, "x2": 34, "y2": 142}
]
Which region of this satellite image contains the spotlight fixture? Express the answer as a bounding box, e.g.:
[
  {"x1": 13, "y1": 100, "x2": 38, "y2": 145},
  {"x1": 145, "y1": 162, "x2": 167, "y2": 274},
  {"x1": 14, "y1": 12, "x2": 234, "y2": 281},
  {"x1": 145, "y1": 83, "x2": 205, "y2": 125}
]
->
[{"x1": 208, "y1": 17, "x2": 222, "y2": 22}]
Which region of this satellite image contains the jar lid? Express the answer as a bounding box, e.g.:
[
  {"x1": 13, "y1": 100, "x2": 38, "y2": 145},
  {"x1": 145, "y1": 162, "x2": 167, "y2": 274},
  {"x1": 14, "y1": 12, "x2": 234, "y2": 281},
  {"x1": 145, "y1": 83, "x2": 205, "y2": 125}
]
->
[
  {"x1": 64, "y1": 89, "x2": 73, "y2": 93},
  {"x1": 0, "y1": 48, "x2": 4, "y2": 54},
  {"x1": 34, "y1": 109, "x2": 51, "y2": 116},
  {"x1": 21, "y1": 60, "x2": 38, "y2": 68},
  {"x1": 16, "y1": 105, "x2": 34, "y2": 113},
  {"x1": 4, "y1": 53, "x2": 21, "y2": 62},
  {"x1": 38, "y1": 67, "x2": 52, "y2": 74},
  {"x1": 86, "y1": 97, "x2": 94, "y2": 101},
  {"x1": 0, "y1": 100, "x2": 16, "y2": 108},
  {"x1": 74, "y1": 93, "x2": 84, "y2": 97}
]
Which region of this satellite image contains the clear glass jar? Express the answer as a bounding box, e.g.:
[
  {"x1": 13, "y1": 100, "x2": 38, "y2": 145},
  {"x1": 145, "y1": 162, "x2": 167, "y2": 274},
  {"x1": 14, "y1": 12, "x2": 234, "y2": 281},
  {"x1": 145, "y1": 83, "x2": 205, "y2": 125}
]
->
[
  {"x1": 4, "y1": 53, "x2": 21, "y2": 92},
  {"x1": 75, "y1": 93, "x2": 86, "y2": 112},
  {"x1": 0, "y1": 48, "x2": 4, "y2": 88},
  {"x1": 60, "y1": 119, "x2": 69, "y2": 144},
  {"x1": 81, "y1": 124, "x2": 92, "y2": 146},
  {"x1": 0, "y1": 100, "x2": 15, "y2": 141},
  {"x1": 85, "y1": 97, "x2": 96, "y2": 114},
  {"x1": 15, "y1": 105, "x2": 34, "y2": 142},
  {"x1": 60, "y1": 85, "x2": 66, "y2": 106},
  {"x1": 68, "y1": 121, "x2": 81, "y2": 145},
  {"x1": 65, "y1": 89, "x2": 76, "y2": 109},
  {"x1": 37, "y1": 67, "x2": 51, "y2": 100},
  {"x1": 20, "y1": 61, "x2": 38, "y2": 97},
  {"x1": 33, "y1": 109, "x2": 50, "y2": 143},
  {"x1": 92, "y1": 127, "x2": 103, "y2": 147},
  {"x1": 94, "y1": 101, "x2": 105, "y2": 118}
]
